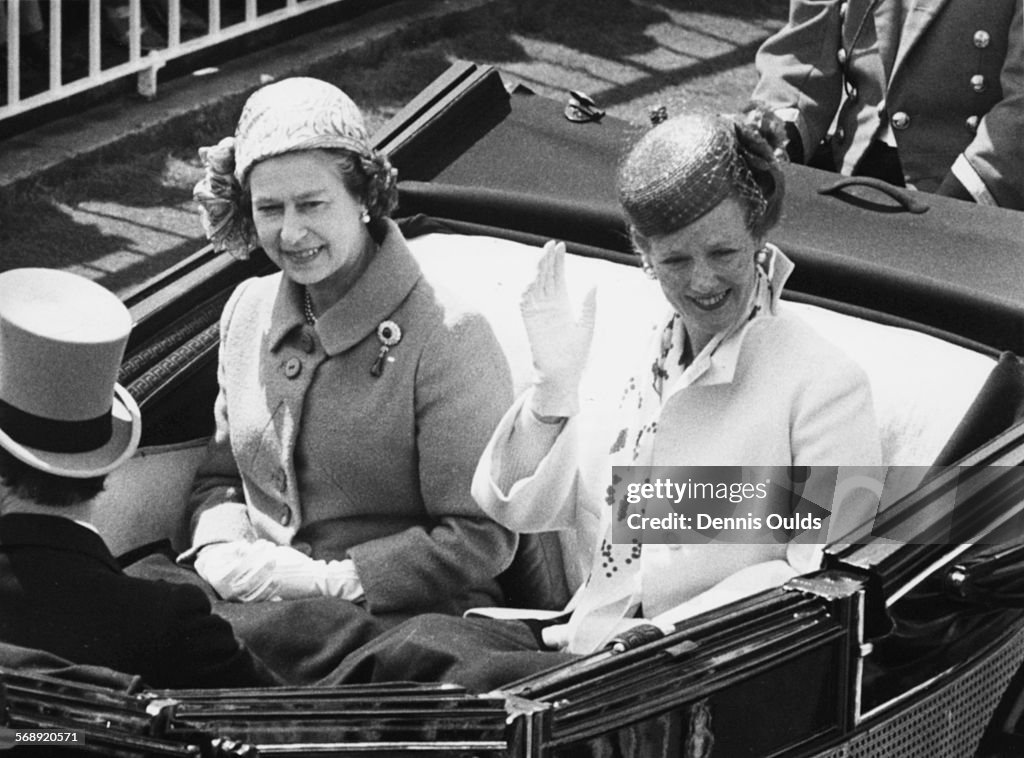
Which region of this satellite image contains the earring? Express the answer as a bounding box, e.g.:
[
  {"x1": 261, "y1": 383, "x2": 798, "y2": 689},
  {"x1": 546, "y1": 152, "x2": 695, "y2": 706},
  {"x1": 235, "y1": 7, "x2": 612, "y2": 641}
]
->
[
  {"x1": 641, "y1": 257, "x2": 658, "y2": 280},
  {"x1": 360, "y1": 208, "x2": 371, "y2": 224}
]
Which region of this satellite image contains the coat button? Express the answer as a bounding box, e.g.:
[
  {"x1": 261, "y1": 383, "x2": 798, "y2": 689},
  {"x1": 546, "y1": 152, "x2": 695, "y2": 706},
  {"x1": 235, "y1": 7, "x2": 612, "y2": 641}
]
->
[
  {"x1": 836, "y1": 48, "x2": 848, "y2": 66},
  {"x1": 973, "y1": 30, "x2": 991, "y2": 49},
  {"x1": 891, "y1": 111, "x2": 910, "y2": 130},
  {"x1": 272, "y1": 468, "x2": 287, "y2": 492},
  {"x1": 970, "y1": 74, "x2": 986, "y2": 93},
  {"x1": 965, "y1": 115, "x2": 980, "y2": 133},
  {"x1": 284, "y1": 357, "x2": 302, "y2": 378},
  {"x1": 299, "y1": 330, "x2": 316, "y2": 354},
  {"x1": 279, "y1": 509, "x2": 292, "y2": 526},
  {"x1": 834, "y1": 126, "x2": 846, "y2": 143}
]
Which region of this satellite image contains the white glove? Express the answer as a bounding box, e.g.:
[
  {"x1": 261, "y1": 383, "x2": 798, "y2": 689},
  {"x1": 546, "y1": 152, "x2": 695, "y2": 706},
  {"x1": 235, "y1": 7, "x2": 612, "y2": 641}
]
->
[
  {"x1": 195, "y1": 540, "x2": 364, "y2": 603},
  {"x1": 313, "y1": 557, "x2": 365, "y2": 602},
  {"x1": 195, "y1": 540, "x2": 278, "y2": 602},
  {"x1": 521, "y1": 240, "x2": 597, "y2": 418}
]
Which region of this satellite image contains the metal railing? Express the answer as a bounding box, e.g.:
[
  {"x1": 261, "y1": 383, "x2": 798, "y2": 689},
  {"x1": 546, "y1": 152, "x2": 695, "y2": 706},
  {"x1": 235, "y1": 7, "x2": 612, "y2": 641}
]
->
[{"x1": 2, "y1": 0, "x2": 353, "y2": 127}]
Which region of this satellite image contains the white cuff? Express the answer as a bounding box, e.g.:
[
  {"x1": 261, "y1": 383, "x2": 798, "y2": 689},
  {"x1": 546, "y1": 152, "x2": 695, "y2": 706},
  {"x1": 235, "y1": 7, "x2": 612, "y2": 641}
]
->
[{"x1": 951, "y1": 154, "x2": 997, "y2": 206}]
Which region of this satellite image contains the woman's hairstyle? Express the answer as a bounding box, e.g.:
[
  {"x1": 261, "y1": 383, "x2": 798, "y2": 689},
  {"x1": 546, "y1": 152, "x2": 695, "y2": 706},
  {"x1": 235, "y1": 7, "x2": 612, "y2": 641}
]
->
[
  {"x1": 321, "y1": 149, "x2": 399, "y2": 240},
  {"x1": 0, "y1": 448, "x2": 105, "y2": 508},
  {"x1": 193, "y1": 77, "x2": 398, "y2": 259},
  {"x1": 617, "y1": 105, "x2": 788, "y2": 244}
]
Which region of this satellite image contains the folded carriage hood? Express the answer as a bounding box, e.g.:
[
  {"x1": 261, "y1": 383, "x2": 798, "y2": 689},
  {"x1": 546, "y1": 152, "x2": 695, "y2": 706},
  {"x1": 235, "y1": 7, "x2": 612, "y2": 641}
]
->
[{"x1": 382, "y1": 63, "x2": 1024, "y2": 355}]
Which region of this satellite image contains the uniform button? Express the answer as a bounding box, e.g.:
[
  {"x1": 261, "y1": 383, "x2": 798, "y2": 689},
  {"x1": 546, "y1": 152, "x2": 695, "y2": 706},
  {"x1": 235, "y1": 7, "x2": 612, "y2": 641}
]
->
[
  {"x1": 272, "y1": 468, "x2": 287, "y2": 492},
  {"x1": 299, "y1": 330, "x2": 316, "y2": 354},
  {"x1": 836, "y1": 48, "x2": 848, "y2": 66},
  {"x1": 279, "y1": 509, "x2": 292, "y2": 526},
  {"x1": 970, "y1": 74, "x2": 986, "y2": 93},
  {"x1": 891, "y1": 111, "x2": 910, "y2": 130},
  {"x1": 973, "y1": 30, "x2": 991, "y2": 48},
  {"x1": 846, "y1": 87, "x2": 858, "y2": 102},
  {"x1": 838, "y1": 2, "x2": 847, "y2": 19},
  {"x1": 965, "y1": 115, "x2": 980, "y2": 132},
  {"x1": 835, "y1": 126, "x2": 846, "y2": 143},
  {"x1": 284, "y1": 357, "x2": 302, "y2": 378}
]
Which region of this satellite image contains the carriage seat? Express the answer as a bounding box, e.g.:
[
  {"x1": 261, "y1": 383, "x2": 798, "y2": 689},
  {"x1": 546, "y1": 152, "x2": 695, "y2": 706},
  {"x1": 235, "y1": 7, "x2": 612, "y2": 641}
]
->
[
  {"x1": 93, "y1": 232, "x2": 1002, "y2": 608},
  {"x1": 409, "y1": 233, "x2": 997, "y2": 469}
]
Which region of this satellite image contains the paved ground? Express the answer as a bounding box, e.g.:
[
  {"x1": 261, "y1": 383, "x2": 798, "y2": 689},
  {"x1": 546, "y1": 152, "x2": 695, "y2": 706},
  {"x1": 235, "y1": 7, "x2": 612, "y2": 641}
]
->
[{"x1": 0, "y1": 0, "x2": 787, "y2": 297}]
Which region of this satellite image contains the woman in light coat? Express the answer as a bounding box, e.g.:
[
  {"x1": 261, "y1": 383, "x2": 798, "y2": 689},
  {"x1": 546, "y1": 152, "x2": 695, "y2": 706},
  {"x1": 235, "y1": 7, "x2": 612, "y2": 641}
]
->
[
  {"x1": 473, "y1": 108, "x2": 883, "y2": 653},
  {"x1": 186, "y1": 78, "x2": 516, "y2": 631}
]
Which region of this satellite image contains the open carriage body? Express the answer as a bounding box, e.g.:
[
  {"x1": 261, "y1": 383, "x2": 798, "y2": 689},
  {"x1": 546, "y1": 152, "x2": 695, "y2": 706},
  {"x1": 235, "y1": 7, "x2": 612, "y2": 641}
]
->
[{"x1": 4, "y1": 63, "x2": 1024, "y2": 758}]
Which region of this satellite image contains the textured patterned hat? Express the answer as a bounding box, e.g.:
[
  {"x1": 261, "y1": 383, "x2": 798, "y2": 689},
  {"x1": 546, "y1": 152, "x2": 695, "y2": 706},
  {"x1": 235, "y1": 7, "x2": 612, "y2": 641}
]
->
[
  {"x1": 618, "y1": 112, "x2": 752, "y2": 239},
  {"x1": 233, "y1": 77, "x2": 372, "y2": 183},
  {"x1": 194, "y1": 77, "x2": 375, "y2": 259}
]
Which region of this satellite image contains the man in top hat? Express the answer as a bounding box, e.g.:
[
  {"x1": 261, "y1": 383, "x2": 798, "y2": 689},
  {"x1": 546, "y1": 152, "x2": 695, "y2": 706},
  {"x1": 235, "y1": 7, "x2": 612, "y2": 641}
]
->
[{"x1": 0, "y1": 268, "x2": 279, "y2": 689}]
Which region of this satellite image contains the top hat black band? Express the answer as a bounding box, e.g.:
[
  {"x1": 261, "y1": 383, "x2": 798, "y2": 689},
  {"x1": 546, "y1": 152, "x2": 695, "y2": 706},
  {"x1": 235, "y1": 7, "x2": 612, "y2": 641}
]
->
[{"x1": 0, "y1": 398, "x2": 113, "y2": 454}]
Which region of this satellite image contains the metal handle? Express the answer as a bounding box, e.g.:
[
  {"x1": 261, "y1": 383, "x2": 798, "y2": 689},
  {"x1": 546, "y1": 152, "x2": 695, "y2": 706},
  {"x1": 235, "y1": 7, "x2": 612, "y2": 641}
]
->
[{"x1": 818, "y1": 175, "x2": 930, "y2": 214}]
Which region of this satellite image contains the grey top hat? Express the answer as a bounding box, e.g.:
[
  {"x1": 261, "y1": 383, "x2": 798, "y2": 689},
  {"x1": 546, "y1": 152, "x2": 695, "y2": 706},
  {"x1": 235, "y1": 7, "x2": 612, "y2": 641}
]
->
[{"x1": 0, "y1": 269, "x2": 141, "y2": 478}]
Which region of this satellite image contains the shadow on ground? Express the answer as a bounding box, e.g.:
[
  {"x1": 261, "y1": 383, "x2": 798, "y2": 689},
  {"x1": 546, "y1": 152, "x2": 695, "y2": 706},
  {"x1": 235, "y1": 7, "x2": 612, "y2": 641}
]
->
[{"x1": 0, "y1": 0, "x2": 788, "y2": 294}]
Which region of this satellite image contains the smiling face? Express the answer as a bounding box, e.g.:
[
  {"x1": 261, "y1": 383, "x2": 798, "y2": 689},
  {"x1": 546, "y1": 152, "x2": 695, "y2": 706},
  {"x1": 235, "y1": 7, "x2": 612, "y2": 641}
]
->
[
  {"x1": 641, "y1": 197, "x2": 761, "y2": 355},
  {"x1": 248, "y1": 151, "x2": 373, "y2": 305}
]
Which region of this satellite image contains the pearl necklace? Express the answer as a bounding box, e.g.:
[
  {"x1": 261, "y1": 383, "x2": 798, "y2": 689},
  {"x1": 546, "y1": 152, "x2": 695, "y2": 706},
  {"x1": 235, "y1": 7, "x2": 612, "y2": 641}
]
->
[{"x1": 302, "y1": 288, "x2": 317, "y2": 326}]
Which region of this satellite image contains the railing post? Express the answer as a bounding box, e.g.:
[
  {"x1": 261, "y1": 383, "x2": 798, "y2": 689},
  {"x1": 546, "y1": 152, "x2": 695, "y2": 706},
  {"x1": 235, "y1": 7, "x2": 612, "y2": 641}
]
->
[
  {"x1": 137, "y1": 54, "x2": 165, "y2": 100},
  {"x1": 88, "y1": 0, "x2": 101, "y2": 77},
  {"x1": 48, "y1": 0, "x2": 62, "y2": 89},
  {"x1": 167, "y1": 0, "x2": 181, "y2": 48},
  {"x1": 3, "y1": 0, "x2": 350, "y2": 124},
  {"x1": 6, "y1": 0, "x2": 20, "y2": 105}
]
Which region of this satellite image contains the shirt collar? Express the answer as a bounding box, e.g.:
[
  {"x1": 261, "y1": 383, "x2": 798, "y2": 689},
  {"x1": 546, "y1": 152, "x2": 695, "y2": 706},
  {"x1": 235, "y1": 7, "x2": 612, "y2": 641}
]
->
[{"x1": 268, "y1": 219, "x2": 422, "y2": 355}]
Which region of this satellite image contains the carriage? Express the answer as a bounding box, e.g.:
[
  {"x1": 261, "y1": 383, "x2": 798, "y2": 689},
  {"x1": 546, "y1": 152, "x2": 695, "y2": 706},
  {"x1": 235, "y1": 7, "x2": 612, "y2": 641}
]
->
[{"x1": 4, "y1": 62, "x2": 1024, "y2": 757}]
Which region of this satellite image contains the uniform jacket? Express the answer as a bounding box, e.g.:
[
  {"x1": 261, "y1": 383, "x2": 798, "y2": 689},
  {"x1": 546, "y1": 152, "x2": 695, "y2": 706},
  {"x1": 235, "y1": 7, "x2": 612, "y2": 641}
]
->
[
  {"x1": 187, "y1": 220, "x2": 517, "y2": 618},
  {"x1": 0, "y1": 514, "x2": 274, "y2": 689},
  {"x1": 474, "y1": 250, "x2": 882, "y2": 616},
  {"x1": 752, "y1": 0, "x2": 1024, "y2": 208}
]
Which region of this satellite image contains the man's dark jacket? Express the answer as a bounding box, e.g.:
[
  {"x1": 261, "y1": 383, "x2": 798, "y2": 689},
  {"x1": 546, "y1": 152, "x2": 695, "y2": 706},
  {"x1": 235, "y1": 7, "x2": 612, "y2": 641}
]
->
[{"x1": 0, "y1": 513, "x2": 275, "y2": 689}]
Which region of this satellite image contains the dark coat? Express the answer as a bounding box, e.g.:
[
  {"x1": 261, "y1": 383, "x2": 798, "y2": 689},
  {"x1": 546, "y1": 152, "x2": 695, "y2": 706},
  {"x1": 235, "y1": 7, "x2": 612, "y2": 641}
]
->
[{"x1": 0, "y1": 513, "x2": 276, "y2": 689}]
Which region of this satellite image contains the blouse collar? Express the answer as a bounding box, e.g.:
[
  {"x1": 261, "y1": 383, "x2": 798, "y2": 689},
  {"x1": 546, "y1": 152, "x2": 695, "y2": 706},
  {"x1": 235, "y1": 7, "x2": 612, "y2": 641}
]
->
[{"x1": 666, "y1": 244, "x2": 793, "y2": 395}]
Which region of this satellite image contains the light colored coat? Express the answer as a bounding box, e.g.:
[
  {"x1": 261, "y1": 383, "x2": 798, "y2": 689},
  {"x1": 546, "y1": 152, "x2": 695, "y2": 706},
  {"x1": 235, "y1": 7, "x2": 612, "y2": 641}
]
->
[
  {"x1": 752, "y1": 0, "x2": 1024, "y2": 208},
  {"x1": 474, "y1": 252, "x2": 882, "y2": 616},
  {"x1": 187, "y1": 221, "x2": 517, "y2": 617}
]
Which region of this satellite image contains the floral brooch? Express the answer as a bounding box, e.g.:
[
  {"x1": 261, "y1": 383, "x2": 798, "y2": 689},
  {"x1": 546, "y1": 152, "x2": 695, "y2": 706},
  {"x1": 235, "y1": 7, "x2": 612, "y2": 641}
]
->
[{"x1": 371, "y1": 320, "x2": 402, "y2": 377}]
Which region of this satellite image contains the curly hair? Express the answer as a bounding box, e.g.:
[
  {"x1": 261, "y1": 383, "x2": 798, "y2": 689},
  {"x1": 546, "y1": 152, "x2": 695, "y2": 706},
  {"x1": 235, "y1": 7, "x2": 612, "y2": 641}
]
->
[
  {"x1": 0, "y1": 448, "x2": 106, "y2": 508},
  {"x1": 321, "y1": 149, "x2": 399, "y2": 229},
  {"x1": 201, "y1": 146, "x2": 401, "y2": 256}
]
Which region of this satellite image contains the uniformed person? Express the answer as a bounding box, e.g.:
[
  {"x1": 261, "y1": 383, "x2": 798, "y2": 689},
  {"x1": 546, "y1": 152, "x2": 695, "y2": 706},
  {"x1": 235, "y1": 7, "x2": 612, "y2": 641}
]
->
[{"x1": 751, "y1": 0, "x2": 1023, "y2": 209}]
